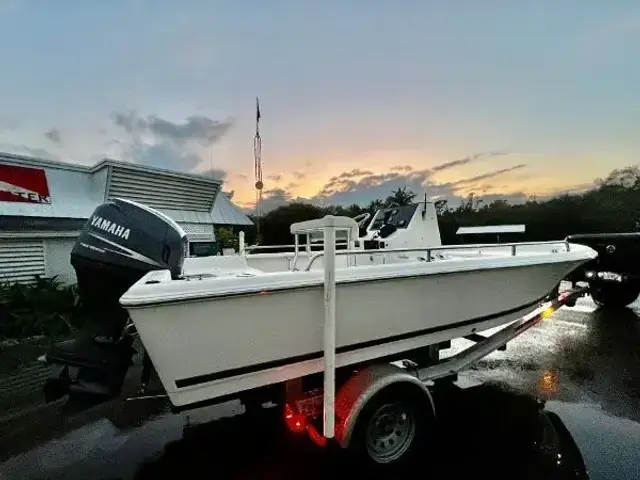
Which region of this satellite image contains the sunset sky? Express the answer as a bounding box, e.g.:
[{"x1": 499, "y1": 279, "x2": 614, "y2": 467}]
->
[{"x1": 0, "y1": 1, "x2": 638, "y2": 210}]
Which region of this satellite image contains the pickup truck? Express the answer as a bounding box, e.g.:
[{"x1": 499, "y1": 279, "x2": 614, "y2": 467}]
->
[{"x1": 565, "y1": 233, "x2": 640, "y2": 309}]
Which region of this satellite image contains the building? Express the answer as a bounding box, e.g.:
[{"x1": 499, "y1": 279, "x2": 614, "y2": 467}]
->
[{"x1": 0, "y1": 152, "x2": 253, "y2": 284}]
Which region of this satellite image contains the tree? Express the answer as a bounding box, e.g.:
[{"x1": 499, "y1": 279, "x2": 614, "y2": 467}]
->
[
  {"x1": 596, "y1": 166, "x2": 640, "y2": 189},
  {"x1": 258, "y1": 202, "x2": 325, "y2": 246},
  {"x1": 366, "y1": 199, "x2": 384, "y2": 214},
  {"x1": 434, "y1": 199, "x2": 450, "y2": 216},
  {"x1": 216, "y1": 226, "x2": 238, "y2": 251},
  {"x1": 456, "y1": 193, "x2": 476, "y2": 213},
  {"x1": 385, "y1": 187, "x2": 416, "y2": 207}
]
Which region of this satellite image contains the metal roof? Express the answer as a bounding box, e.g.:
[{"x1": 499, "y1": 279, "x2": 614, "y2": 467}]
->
[
  {"x1": 211, "y1": 193, "x2": 254, "y2": 226},
  {"x1": 1, "y1": 153, "x2": 253, "y2": 227},
  {"x1": 456, "y1": 224, "x2": 526, "y2": 235},
  {"x1": 0, "y1": 152, "x2": 223, "y2": 184}
]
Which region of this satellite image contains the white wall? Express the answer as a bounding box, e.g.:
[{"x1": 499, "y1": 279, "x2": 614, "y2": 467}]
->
[{"x1": 0, "y1": 160, "x2": 99, "y2": 219}]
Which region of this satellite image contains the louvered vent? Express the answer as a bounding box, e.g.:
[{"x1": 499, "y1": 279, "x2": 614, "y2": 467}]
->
[
  {"x1": 179, "y1": 222, "x2": 215, "y2": 241},
  {"x1": 0, "y1": 240, "x2": 45, "y2": 283},
  {"x1": 107, "y1": 166, "x2": 220, "y2": 212}
]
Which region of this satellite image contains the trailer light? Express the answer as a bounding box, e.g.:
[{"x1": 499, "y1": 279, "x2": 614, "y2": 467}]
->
[
  {"x1": 284, "y1": 403, "x2": 306, "y2": 434},
  {"x1": 307, "y1": 424, "x2": 328, "y2": 447},
  {"x1": 541, "y1": 305, "x2": 556, "y2": 320},
  {"x1": 537, "y1": 369, "x2": 559, "y2": 395}
]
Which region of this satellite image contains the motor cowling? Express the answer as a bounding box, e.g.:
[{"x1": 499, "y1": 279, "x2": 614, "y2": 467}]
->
[{"x1": 70, "y1": 198, "x2": 188, "y2": 338}]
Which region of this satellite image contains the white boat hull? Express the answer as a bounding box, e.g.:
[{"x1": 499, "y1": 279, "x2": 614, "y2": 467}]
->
[{"x1": 123, "y1": 250, "x2": 593, "y2": 408}]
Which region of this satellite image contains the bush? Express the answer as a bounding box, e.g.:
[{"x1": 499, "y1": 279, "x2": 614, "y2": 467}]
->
[
  {"x1": 0, "y1": 276, "x2": 81, "y2": 339},
  {"x1": 216, "y1": 226, "x2": 239, "y2": 251}
]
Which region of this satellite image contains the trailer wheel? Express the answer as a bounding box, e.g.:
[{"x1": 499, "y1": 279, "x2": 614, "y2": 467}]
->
[
  {"x1": 589, "y1": 282, "x2": 640, "y2": 309},
  {"x1": 349, "y1": 385, "x2": 433, "y2": 469}
]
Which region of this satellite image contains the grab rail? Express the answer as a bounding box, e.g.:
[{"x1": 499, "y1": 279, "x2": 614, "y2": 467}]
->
[
  {"x1": 243, "y1": 242, "x2": 350, "y2": 252},
  {"x1": 303, "y1": 240, "x2": 572, "y2": 271}
]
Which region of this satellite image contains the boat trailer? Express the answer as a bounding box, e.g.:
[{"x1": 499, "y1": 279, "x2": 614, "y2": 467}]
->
[
  {"x1": 274, "y1": 217, "x2": 591, "y2": 467},
  {"x1": 282, "y1": 286, "x2": 587, "y2": 458},
  {"x1": 119, "y1": 217, "x2": 589, "y2": 468}
]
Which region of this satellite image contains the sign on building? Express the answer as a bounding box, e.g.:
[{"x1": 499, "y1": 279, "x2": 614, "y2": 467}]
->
[{"x1": 0, "y1": 164, "x2": 52, "y2": 204}]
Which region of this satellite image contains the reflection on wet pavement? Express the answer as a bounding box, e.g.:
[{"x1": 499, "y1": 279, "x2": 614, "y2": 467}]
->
[
  {"x1": 1, "y1": 386, "x2": 591, "y2": 480},
  {"x1": 0, "y1": 295, "x2": 639, "y2": 479}
]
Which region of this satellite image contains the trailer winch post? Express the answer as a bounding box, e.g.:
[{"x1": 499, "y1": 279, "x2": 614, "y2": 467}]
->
[{"x1": 323, "y1": 222, "x2": 337, "y2": 439}]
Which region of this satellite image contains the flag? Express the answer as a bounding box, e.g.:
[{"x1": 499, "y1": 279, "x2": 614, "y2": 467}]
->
[{"x1": 256, "y1": 97, "x2": 261, "y2": 123}]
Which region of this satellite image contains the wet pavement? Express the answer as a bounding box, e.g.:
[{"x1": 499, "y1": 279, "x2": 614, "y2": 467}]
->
[{"x1": 1, "y1": 294, "x2": 639, "y2": 479}]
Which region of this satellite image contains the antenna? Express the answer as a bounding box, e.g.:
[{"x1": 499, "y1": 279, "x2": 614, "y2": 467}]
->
[
  {"x1": 254, "y1": 97, "x2": 263, "y2": 242},
  {"x1": 422, "y1": 192, "x2": 427, "y2": 218}
]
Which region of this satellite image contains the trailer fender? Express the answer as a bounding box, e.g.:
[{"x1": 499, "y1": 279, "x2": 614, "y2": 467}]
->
[{"x1": 335, "y1": 363, "x2": 435, "y2": 449}]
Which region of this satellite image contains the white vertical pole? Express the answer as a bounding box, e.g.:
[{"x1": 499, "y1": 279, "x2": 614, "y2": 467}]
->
[
  {"x1": 348, "y1": 230, "x2": 356, "y2": 266},
  {"x1": 238, "y1": 231, "x2": 245, "y2": 255},
  {"x1": 323, "y1": 221, "x2": 336, "y2": 439},
  {"x1": 292, "y1": 234, "x2": 300, "y2": 270}
]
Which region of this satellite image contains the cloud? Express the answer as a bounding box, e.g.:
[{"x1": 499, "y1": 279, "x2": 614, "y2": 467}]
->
[
  {"x1": 256, "y1": 153, "x2": 523, "y2": 211},
  {"x1": 317, "y1": 169, "x2": 377, "y2": 197},
  {"x1": 259, "y1": 188, "x2": 294, "y2": 213},
  {"x1": 0, "y1": 143, "x2": 60, "y2": 161},
  {"x1": 44, "y1": 128, "x2": 62, "y2": 146},
  {"x1": 267, "y1": 174, "x2": 282, "y2": 182},
  {"x1": 111, "y1": 110, "x2": 233, "y2": 174},
  {"x1": 314, "y1": 151, "x2": 510, "y2": 202},
  {"x1": 293, "y1": 171, "x2": 306, "y2": 180},
  {"x1": 252, "y1": 164, "x2": 595, "y2": 215},
  {"x1": 116, "y1": 140, "x2": 203, "y2": 171},
  {"x1": 430, "y1": 151, "x2": 508, "y2": 173},
  {"x1": 391, "y1": 165, "x2": 413, "y2": 173},
  {"x1": 199, "y1": 167, "x2": 227, "y2": 180},
  {"x1": 448, "y1": 164, "x2": 526, "y2": 187},
  {"x1": 112, "y1": 110, "x2": 233, "y2": 146}
]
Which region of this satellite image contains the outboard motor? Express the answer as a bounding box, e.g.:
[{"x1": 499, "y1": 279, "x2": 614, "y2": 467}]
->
[{"x1": 41, "y1": 198, "x2": 187, "y2": 406}]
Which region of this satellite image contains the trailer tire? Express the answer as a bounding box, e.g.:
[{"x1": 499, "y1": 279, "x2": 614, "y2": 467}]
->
[
  {"x1": 348, "y1": 384, "x2": 434, "y2": 470},
  {"x1": 589, "y1": 282, "x2": 640, "y2": 309}
]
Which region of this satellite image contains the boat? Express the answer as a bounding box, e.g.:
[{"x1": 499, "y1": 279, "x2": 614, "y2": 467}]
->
[{"x1": 40, "y1": 197, "x2": 596, "y2": 411}]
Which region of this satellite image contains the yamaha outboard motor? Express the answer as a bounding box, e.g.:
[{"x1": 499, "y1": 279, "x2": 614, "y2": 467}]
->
[{"x1": 41, "y1": 198, "x2": 187, "y2": 406}]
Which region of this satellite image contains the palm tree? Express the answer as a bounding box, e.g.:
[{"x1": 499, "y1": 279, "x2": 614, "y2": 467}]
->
[{"x1": 385, "y1": 187, "x2": 416, "y2": 207}]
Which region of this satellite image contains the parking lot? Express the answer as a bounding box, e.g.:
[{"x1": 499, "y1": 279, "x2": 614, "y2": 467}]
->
[{"x1": 1, "y1": 295, "x2": 639, "y2": 479}]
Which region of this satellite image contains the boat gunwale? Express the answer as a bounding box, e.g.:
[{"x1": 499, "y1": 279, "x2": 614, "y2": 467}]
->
[{"x1": 121, "y1": 248, "x2": 594, "y2": 308}]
